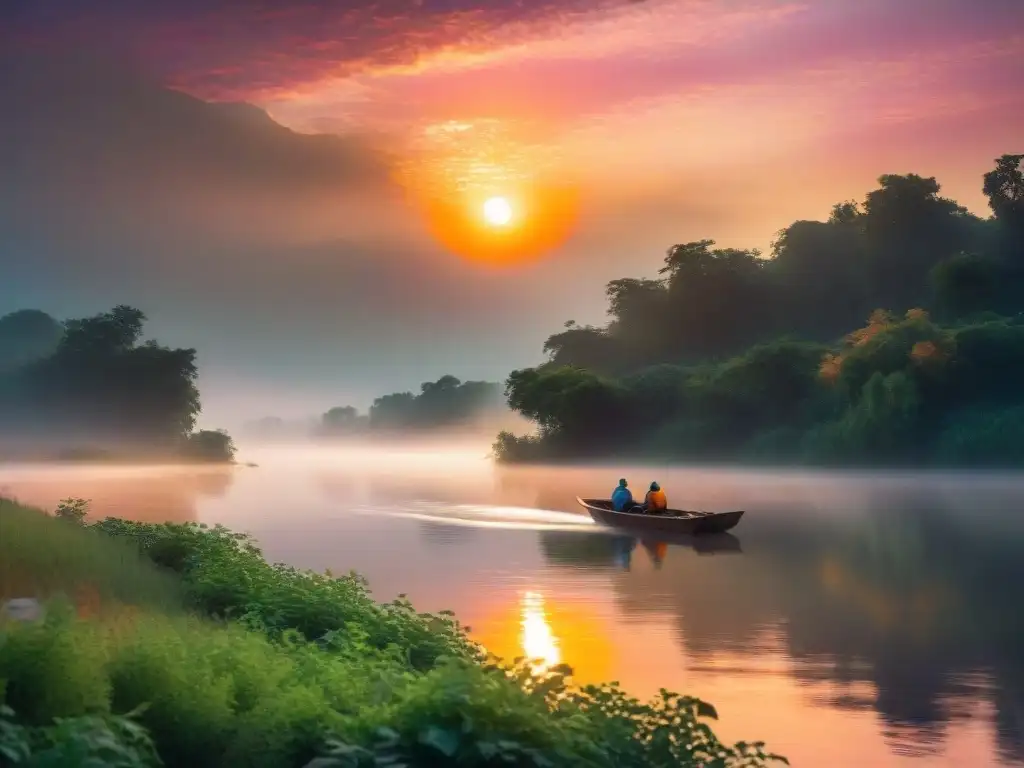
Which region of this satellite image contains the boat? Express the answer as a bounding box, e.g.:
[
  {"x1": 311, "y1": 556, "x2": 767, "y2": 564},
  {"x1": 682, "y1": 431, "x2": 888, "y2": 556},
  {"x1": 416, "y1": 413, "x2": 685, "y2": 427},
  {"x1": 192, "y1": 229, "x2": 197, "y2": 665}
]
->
[{"x1": 576, "y1": 497, "x2": 745, "y2": 535}]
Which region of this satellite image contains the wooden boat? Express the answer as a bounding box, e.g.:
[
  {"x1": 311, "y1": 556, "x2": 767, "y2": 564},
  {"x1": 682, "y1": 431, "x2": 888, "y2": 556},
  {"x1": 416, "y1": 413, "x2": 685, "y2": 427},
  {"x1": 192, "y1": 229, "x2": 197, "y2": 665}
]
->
[{"x1": 576, "y1": 497, "x2": 744, "y2": 535}]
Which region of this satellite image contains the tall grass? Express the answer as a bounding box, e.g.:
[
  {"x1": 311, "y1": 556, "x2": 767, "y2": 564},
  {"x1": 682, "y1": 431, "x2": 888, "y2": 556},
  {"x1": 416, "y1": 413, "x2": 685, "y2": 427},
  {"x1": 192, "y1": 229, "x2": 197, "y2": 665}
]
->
[
  {"x1": 0, "y1": 500, "x2": 787, "y2": 767},
  {"x1": 0, "y1": 498, "x2": 183, "y2": 613}
]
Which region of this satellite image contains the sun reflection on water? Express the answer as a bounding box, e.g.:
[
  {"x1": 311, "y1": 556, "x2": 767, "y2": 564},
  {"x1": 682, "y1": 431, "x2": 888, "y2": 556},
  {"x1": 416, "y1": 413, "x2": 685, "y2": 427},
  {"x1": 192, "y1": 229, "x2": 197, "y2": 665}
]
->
[{"x1": 520, "y1": 591, "x2": 561, "y2": 672}]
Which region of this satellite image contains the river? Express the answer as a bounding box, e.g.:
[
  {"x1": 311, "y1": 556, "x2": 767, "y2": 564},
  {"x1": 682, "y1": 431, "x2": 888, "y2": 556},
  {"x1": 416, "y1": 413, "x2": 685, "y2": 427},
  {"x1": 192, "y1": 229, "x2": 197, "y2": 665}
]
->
[{"x1": 3, "y1": 443, "x2": 1024, "y2": 767}]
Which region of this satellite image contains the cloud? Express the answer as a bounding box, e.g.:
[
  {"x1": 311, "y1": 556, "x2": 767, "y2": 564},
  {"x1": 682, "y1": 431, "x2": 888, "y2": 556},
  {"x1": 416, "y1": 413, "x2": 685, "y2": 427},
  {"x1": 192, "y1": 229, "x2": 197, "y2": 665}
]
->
[
  {"x1": 1, "y1": 0, "x2": 652, "y2": 98},
  {"x1": 0, "y1": 52, "x2": 399, "y2": 242},
  {"x1": 1, "y1": 0, "x2": 1021, "y2": 424}
]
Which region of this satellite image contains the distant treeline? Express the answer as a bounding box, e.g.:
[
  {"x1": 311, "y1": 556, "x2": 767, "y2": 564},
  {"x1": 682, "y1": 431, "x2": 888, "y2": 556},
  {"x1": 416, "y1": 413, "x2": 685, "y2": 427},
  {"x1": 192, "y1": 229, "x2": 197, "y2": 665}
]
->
[
  {"x1": 316, "y1": 375, "x2": 503, "y2": 437},
  {"x1": 495, "y1": 154, "x2": 1024, "y2": 466},
  {"x1": 0, "y1": 305, "x2": 235, "y2": 462}
]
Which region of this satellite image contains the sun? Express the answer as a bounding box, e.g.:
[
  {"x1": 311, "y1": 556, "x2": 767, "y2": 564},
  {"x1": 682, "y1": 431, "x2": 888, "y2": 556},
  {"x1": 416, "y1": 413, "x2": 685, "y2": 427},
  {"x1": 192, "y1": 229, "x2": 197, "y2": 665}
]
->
[{"x1": 483, "y1": 196, "x2": 513, "y2": 227}]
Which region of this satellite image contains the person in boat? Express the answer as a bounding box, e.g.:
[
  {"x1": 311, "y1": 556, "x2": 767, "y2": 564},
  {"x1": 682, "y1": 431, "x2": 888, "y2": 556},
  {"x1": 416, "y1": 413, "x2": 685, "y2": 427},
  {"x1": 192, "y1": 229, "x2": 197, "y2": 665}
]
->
[
  {"x1": 611, "y1": 478, "x2": 633, "y2": 512},
  {"x1": 643, "y1": 481, "x2": 668, "y2": 513}
]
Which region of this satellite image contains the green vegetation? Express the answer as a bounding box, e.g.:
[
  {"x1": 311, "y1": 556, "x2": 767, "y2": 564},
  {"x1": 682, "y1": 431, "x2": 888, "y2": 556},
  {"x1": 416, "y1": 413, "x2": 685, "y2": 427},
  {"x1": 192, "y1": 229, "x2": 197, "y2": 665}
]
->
[
  {"x1": 0, "y1": 498, "x2": 183, "y2": 613},
  {"x1": 495, "y1": 155, "x2": 1024, "y2": 466},
  {"x1": 0, "y1": 306, "x2": 235, "y2": 463},
  {"x1": 318, "y1": 375, "x2": 502, "y2": 437},
  {"x1": 0, "y1": 499, "x2": 784, "y2": 767}
]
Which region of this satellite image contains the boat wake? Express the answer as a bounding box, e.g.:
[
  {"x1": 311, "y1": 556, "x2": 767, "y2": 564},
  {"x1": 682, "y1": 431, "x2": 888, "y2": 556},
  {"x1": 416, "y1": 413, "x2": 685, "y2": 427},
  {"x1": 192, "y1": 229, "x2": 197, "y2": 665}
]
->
[{"x1": 350, "y1": 501, "x2": 599, "y2": 532}]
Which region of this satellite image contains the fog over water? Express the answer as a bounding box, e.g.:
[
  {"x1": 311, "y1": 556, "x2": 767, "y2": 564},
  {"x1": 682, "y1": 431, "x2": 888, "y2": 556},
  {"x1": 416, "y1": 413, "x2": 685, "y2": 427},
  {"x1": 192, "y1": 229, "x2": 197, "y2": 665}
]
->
[{"x1": 3, "y1": 441, "x2": 1024, "y2": 768}]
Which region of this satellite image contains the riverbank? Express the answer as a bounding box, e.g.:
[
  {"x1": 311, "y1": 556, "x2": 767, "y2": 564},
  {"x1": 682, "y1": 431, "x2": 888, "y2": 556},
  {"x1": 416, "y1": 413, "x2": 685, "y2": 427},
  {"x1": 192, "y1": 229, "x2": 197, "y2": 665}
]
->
[
  {"x1": 0, "y1": 498, "x2": 785, "y2": 768},
  {"x1": 0, "y1": 430, "x2": 239, "y2": 466}
]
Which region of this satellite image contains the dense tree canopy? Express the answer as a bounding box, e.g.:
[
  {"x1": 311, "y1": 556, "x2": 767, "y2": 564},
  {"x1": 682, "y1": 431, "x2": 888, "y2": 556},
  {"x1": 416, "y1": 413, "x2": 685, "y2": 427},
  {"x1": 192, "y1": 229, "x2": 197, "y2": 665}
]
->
[
  {"x1": 535, "y1": 157, "x2": 1024, "y2": 378},
  {"x1": 0, "y1": 305, "x2": 233, "y2": 461},
  {"x1": 319, "y1": 375, "x2": 502, "y2": 437},
  {"x1": 496, "y1": 155, "x2": 1024, "y2": 466}
]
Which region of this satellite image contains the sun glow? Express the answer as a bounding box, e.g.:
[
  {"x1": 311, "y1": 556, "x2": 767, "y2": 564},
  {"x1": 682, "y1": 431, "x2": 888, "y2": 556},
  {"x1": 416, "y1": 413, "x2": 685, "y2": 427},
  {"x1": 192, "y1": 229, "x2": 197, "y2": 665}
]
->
[
  {"x1": 483, "y1": 196, "x2": 513, "y2": 226},
  {"x1": 401, "y1": 119, "x2": 581, "y2": 265},
  {"x1": 520, "y1": 590, "x2": 561, "y2": 672}
]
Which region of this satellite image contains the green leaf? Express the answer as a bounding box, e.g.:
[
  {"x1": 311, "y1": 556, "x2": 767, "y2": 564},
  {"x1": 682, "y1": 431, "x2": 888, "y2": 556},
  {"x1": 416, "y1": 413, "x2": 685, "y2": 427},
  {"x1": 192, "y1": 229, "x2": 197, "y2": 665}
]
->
[
  {"x1": 697, "y1": 701, "x2": 719, "y2": 719},
  {"x1": 419, "y1": 726, "x2": 460, "y2": 757}
]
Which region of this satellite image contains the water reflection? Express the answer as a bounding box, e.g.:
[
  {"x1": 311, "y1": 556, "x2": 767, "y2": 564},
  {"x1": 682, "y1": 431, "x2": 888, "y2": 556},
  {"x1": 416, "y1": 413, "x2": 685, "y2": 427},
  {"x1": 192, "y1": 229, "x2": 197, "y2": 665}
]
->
[
  {"x1": 521, "y1": 591, "x2": 561, "y2": 672},
  {"x1": 534, "y1": 490, "x2": 1024, "y2": 765},
  {"x1": 0, "y1": 464, "x2": 235, "y2": 523},
  {"x1": 539, "y1": 530, "x2": 741, "y2": 572}
]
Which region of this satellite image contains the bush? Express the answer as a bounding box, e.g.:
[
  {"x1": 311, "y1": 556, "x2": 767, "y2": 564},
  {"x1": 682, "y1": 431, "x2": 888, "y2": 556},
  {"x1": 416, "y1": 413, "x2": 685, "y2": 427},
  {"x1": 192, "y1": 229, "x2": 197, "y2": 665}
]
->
[
  {"x1": 181, "y1": 429, "x2": 236, "y2": 463},
  {"x1": 491, "y1": 430, "x2": 549, "y2": 463},
  {"x1": 53, "y1": 498, "x2": 89, "y2": 525},
  {"x1": 0, "y1": 705, "x2": 161, "y2": 768}
]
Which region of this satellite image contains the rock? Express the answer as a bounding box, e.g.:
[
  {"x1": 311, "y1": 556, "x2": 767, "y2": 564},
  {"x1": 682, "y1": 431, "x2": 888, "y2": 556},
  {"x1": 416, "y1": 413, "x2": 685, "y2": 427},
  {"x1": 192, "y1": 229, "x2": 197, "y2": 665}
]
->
[{"x1": 2, "y1": 597, "x2": 44, "y2": 623}]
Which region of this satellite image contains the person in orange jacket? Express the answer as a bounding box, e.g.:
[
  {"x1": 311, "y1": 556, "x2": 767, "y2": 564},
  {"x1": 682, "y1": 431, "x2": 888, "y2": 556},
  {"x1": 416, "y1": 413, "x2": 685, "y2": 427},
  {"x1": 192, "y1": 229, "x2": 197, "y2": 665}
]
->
[{"x1": 643, "y1": 481, "x2": 667, "y2": 512}]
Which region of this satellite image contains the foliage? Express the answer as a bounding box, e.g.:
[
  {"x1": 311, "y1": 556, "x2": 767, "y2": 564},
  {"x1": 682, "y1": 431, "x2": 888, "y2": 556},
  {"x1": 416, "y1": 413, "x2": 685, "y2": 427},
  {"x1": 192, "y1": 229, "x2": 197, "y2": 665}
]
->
[
  {"x1": 0, "y1": 502, "x2": 784, "y2": 768},
  {"x1": 0, "y1": 311, "x2": 63, "y2": 375},
  {"x1": 529, "y1": 159, "x2": 1024, "y2": 377},
  {"x1": 497, "y1": 156, "x2": 1024, "y2": 467},
  {"x1": 181, "y1": 430, "x2": 237, "y2": 463},
  {"x1": 932, "y1": 405, "x2": 1024, "y2": 467},
  {"x1": 0, "y1": 705, "x2": 161, "y2": 768},
  {"x1": 318, "y1": 407, "x2": 369, "y2": 437},
  {"x1": 0, "y1": 305, "x2": 235, "y2": 462},
  {"x1": 87, "y1": 517, "x2": 480, "y2": 670},
  {"x1": 320, "y1": 376, "x2": 503, "y2": 436},
  {"x1": 0, "y1": 498, "x2": 183, "y2": 611},
  {"x1": 53, "y1": 498, "x2": 89, "y2": 525},
  {"x1": 497, "y1": 310, "x2": 1024, "y2": 467}
]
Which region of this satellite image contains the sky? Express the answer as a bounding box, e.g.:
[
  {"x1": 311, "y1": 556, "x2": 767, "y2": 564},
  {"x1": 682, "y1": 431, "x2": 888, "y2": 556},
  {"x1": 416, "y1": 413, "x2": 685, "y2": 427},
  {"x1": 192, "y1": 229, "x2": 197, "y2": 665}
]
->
[{"x1": 1, "y1": 0, "x2": 1022, "y2": 427}]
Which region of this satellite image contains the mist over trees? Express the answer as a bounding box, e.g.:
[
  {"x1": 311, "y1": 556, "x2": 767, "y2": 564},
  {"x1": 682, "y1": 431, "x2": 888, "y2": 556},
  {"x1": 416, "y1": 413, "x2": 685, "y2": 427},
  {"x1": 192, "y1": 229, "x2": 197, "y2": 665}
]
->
[
  {"x1": 318, "y1": 375, "x2": 503, "y2": 437},
  {"x1": 0, "y1": 305, "x2": 235, "y2": 462},
  {"x1": 495, "y1": 155, "x2": 1024, "y2": 467}
]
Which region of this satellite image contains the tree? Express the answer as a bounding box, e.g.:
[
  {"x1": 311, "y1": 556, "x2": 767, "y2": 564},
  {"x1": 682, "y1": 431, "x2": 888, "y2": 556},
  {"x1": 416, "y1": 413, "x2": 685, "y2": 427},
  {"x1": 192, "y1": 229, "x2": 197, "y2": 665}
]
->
[
  {"x1": 604, "y1": 278, "x2": 670, "y2": 366},
  {"x1": 2, "y1": 305, "x2": 200, "y2": 448},
  {"x1": 542, "y1": 324, "x2": 621, "y2": 373},
  {"x1": 658, "y1": 240, "x2": 771, "y2": 359},
  {"x1": 0, "y1": 310, "x2": 62, "y2": 372},
  {"x1": 861, "y1": 174, "x2": 979, "y2": 310},
  {"x1": 930, "y1": 253, "x2": 1006, "y2": 319},
  {"x1": 182, "y1": 429, "x2": 236, "y2": 462},
  {"x1": 983, "y1": 154, "x2": 1024, "y2": 265},
  {"x1": 983, "y1": 154, "x2": 1024, "y2": 225},
  {"x1": 368, "y1": 391, "x2": 417, "y2": 430},
  {"x1": 365, "y1": 376, "x2": 501, "y2": 431},
  {"x1": 496, "y1": 157, "x2": 1024, "y2": 467},
  {"x1": 321, "y1": 405, "x2": 366, "y2": 435},
  {"x1": 504, "y1": 366, "x2": 627, "y2": 451},
  {"x1": 768, "y1": 219, "x2": 867, "y2": 340}
]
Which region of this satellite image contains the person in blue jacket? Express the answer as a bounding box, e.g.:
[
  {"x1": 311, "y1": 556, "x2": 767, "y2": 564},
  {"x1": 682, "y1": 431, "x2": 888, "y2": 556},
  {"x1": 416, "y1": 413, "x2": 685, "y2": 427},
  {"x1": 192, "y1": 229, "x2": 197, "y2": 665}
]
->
[{"x1": 611, "y1": 478, "x2": 633, "y2": 512}]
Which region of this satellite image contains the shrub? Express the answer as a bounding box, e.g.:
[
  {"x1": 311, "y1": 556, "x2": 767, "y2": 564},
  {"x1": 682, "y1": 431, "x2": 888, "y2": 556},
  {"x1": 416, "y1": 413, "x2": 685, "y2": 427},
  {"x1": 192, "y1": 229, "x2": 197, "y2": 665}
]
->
[
  {"x1": 181, "y1": 430, "x2": 236, "y2": 463},
  {"x1": 53, "y1": 498, "x2": 89, "y2": 525},
  {"x1": 0, "y1": 705, "x2": 161, "y2": 768}
]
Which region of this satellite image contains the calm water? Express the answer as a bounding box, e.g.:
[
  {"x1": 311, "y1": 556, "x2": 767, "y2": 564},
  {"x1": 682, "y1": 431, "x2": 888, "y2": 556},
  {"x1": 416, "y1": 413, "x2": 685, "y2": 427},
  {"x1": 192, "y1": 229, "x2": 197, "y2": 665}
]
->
[{"x1": 3, "y1": 444, "x2": 1024, "y2": 768}]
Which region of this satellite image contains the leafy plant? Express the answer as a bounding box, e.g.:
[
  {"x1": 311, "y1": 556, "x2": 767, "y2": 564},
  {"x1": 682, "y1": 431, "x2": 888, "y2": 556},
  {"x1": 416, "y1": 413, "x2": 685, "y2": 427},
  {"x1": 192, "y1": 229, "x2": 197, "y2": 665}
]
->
[{"x1": 53, "y1": 499, "x2": 89, "y2": 525}]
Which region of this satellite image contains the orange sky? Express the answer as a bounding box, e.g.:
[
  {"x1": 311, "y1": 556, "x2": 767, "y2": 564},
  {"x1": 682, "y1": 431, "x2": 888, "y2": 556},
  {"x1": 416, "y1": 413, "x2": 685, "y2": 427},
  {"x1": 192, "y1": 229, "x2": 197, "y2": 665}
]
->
[
  {"x1": 215, "y1": 0, "x2": 1023, "y2": 244},
  {"x1": 1, "y1": 0, "x2": 1022, "y2": 421}
]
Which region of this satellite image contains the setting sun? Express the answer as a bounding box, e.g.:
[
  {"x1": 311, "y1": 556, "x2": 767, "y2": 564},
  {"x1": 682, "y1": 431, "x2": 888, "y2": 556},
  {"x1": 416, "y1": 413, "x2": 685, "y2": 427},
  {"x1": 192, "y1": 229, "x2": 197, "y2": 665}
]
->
[{"x1": 483, "y1": 196, "x2": 513, "y2": 227}]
